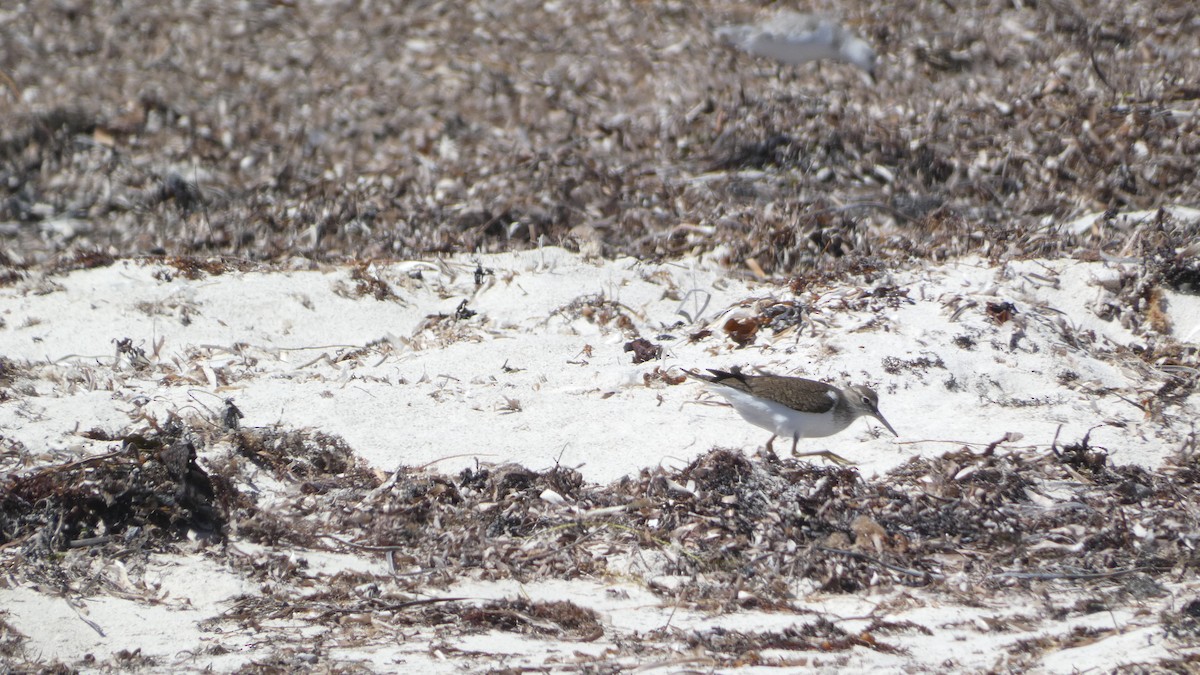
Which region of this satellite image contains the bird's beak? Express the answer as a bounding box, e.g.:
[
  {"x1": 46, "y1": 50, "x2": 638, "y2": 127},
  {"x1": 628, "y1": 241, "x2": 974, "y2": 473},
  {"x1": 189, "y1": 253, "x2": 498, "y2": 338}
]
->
[{"x1": 872, "y1": 410, "x2": 898, "y2": 437}]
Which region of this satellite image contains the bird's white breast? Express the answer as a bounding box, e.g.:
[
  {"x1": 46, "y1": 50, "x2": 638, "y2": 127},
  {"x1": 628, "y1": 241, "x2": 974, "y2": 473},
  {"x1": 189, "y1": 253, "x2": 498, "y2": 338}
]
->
[{"x1": 713, "y1": 386, "x2": 851, "y2": 439}]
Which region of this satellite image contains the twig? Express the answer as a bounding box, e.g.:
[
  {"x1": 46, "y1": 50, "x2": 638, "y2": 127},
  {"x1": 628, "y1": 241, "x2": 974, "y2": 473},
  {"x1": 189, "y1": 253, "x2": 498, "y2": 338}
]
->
[
  {"x1": 894, "y1": 438, "x2": 1042, "y2": 450},
  {"x1": 273, "y1": 343, "x2": 368, "y2": 352},
  {"x1": 801, "y1": 202, "x2": 921, "y2": 224},
  {"x1": 67, "y1": 535, "x2": 113, "y2": 549},
  {"x1": 517, "y1": 528, "x2": 600, "y2": 563},
  {"x1": 816, "y1": 546, "x2": 944, "y2": 581},
  {"x1": 307, "y1": 596, "x2": 468, "y2": 615},
  {"x1": 66, "y1": 600, "x2": 106, "y2": 637},
  {"x1": 675, "y1": 288, "x2": 712, "y2": 324},
  {"x1": 1089, "y1": 48, "x2": 1115, "y2": 93},
  {"x1": 33, "y1": 450, "x2": 126, "y2": 475},
  {"x1": 318, "y1": 533, "x2": 408, "y2": 552},
  {"x1": 0, "y1": 67, "x2": 22, "y2": 100},
  {"x1": 53, "y1": 353, "x2": 114, "y2": 364},
  {"x1": 982, "y1": 432, "x2": 1022, "y2": 455},
  {"x1": 416, "y1": 452, "x2": 496, "y2": 470},
  {"x1": 990, "y1": 568, "x2": 1145, "y2": 581}
]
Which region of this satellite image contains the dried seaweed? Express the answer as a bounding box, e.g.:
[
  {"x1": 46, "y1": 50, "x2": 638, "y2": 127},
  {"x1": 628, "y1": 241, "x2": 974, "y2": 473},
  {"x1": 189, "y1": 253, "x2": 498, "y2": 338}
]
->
[
  {"x1": 624, "y1": 337, "x2": 662, "y2": 364},
  {"x1": 462, "y1": 598, "x2": 603, "y2": 640},
  {"x1": 163, "y1": 256, "x2": 232, "y2": 280},
  {"x1": 2, "y1": 411, "x2": 1198, "y2": 670},
  {"x1": 0, "y1": 422, "x2": 225, "y2": 555},
  {"x1": 0, "y1": 356, "x2": 18, "y2": 389},
  {"x1": 348, "y1": 264, "x2": 399, "y2": 302},
  {"x1": 1162, "y1": 598, "x2": 1200, "y2": 640},
  {"x1": 686, "y1": 618, "x2": 904, "y2": 662},
  {"x1": 217, "y1": 435, "x2": 1187, "y2": 608},
  {"x1": 4, "y1": 1, "x2": 1193, "y2": 275},
  {"x1": 0, "y1": 614, "x2": 26, "y2": 657},
  {"x1": 234, "y1": 428, "x2": 379, "y2": 491}
]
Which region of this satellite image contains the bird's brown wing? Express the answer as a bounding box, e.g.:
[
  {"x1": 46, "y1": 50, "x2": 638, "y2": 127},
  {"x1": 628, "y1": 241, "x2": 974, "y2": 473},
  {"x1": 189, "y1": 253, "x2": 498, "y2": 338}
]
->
[
  {"x1": 690, "y1": 367, "x2": 838, "y2": 414},
  {"x1": 745, "y1": 376, "x2": 838, "y2": 413}
]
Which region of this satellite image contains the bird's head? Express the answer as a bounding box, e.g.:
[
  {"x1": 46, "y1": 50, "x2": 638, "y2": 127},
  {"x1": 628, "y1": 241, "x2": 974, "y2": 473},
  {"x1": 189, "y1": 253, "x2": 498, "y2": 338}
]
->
[
  {"x1": 846, "y1": 385, "x2": 897, "y2": 436},
  {"x1": 841, "y1": 36, "x2": 877, "y2": 83}
]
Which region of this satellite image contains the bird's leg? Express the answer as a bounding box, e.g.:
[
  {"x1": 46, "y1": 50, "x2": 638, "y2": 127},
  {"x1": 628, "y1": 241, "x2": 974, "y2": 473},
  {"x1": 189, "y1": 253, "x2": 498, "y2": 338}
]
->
[
  {"x1": 791, "y1": 449, "x2": 857, "y2": 466},
  {"x1": 791, "y1": 433, "x2": 856, "y2": 465},
  {"x1": 758, "y1": 435, "x2": 781, "y2": 463}
]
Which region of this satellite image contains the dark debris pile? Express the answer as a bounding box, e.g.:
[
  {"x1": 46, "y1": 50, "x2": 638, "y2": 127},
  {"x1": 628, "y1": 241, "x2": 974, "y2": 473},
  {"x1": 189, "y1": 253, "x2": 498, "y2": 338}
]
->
[
  {"x1": 2, "y1": 416, "x2": 1198, "y2": 670},
  {"x1": 222, "y1": 435, "x2": 1200, "y2": 609},
  {"x1": 187, "y1": 432, "x2": 1198, "y2": 665},
  {"x1": 0, "y1": 615, "x2": 24, "y2": 660},
  {"x1": 0, "y1": 420, "x2": 224, "y2": 560},
  {"x1": 685, "y1": 617, "x2": 908, "y2": 665},
  {"x1": 233, "y1": 428, "x2": 381, "y2": 493},
  {"x1": 0, "y1": 357, "x2": 21, "y2": 407},
  {"x1": 461, "y1": 598, "x2": 604, "y2": 641},
  {"x1": 4, "y1": 416, "x2": 1197, "y2": 610}
]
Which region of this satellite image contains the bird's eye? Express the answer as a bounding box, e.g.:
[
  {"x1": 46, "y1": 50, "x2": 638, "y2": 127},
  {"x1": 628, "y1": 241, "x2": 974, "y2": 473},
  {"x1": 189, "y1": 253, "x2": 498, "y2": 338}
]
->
[{"x1": 861, "y1": 396, "x2": 871, "y2": 405}]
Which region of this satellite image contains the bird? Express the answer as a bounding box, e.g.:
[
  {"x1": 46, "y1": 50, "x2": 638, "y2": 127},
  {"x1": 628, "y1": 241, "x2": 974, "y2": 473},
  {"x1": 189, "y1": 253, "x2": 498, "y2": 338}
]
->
[
  {"x1": 715, "y1": 11, "x2": 877, "y2": 81},
  {"x1": 685, "y1": 366, "x2": 897, "y2": 464}
]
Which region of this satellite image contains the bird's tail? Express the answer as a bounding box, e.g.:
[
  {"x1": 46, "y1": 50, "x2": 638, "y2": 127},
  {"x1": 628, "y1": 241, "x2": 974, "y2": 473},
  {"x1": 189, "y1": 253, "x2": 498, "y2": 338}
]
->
[{"x1": 682, "y1": 366, "x2": 745, "y2": 385}]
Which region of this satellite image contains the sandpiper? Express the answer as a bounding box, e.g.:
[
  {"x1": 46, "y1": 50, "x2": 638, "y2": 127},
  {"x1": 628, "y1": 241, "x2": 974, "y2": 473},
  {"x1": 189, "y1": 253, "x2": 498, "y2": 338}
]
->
[
  {"x1": 716, "y1": 11, "x2": 877, "y2": 81},
  {"x1": 685, "y1": 366, "x2": 897, "y2": 464}
]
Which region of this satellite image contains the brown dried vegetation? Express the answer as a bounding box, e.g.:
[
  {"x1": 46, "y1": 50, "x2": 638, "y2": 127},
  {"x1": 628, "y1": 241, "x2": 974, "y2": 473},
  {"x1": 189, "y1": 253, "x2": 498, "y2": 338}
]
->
[
  {"x1": 686, "y1": 618, "x2": 906, "y2": 665},
  {"x1": 233, "y1": 428, "x2": 380, "y2": 490},
  {"x1": 175, "y1": 434, "x2": 1200, "y2": 605},
  {"x1": 1, "y1": 0, "x2": 1196, "y2": 276},
  {"x1": 1, "y1": 421, "x2": 225, "y2": 562},
  {"x1": 2, "y1": 412, "x2": 1198, "y2": 667},
  {"x1": 462, "y1": 598, "x2": 604, "y2": 640}
]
